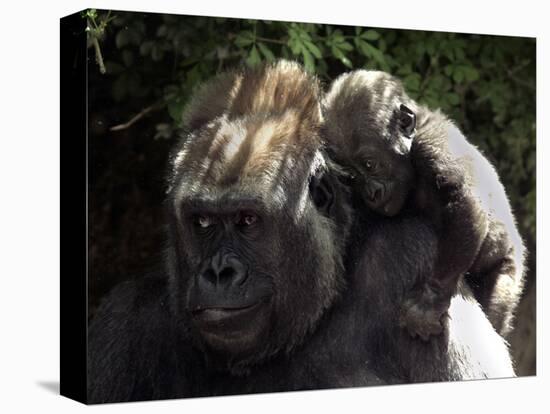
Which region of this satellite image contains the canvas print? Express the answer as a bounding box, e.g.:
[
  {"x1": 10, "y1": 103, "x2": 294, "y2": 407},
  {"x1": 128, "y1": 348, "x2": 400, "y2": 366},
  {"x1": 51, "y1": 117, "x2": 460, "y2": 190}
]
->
[{"x1": 60, "y1": 8, "x2": 536, "y2": 404}]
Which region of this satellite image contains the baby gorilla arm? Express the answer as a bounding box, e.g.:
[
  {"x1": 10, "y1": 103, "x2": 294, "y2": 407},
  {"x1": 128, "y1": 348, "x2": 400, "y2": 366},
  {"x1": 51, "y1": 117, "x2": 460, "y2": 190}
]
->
[{"x1": 400, "y1": 115, "x2": 499, "y2": 340}]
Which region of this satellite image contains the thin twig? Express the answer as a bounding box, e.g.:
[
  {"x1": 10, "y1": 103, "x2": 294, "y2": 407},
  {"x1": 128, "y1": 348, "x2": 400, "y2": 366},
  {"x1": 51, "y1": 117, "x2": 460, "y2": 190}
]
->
[
  {"x1": 92, "y1": 37, "x2": 106, "y2": 74},
  {"x1": 110, "y1": 102, "x2": 165, "y2": 131},
  {"x1": 255, "y1": 36, "x2": 286, "y2": 45}
]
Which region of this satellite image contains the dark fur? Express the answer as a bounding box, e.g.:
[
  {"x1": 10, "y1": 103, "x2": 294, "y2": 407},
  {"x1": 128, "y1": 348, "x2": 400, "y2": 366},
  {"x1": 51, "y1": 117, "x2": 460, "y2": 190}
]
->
[
  {"x1": 323, "y1": 70, "x2": 525, "y2": 339},
  {"x1": 88, "y1": 62, "x2": 515, "y2": 404}
]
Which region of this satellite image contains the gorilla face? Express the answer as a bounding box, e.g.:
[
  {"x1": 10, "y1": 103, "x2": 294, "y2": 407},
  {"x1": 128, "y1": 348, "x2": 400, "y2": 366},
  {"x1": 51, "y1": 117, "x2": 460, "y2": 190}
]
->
[
  {"x1": 163, "y1": 61, "x2": 349, "y2": 369},
  {"x1": 342, "y1": 132, "x2": 414, "y2": 216},
  {"x1": 177, "y1": 189, "x2": 278, "y2": 356}
]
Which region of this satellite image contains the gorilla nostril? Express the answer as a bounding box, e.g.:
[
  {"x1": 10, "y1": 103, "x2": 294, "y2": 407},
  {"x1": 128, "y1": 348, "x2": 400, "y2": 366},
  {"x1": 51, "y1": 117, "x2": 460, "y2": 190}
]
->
[
  {"x1": 201, "y1": 264, "x2": 247, "y2": 287},
  {"x1": 219, "y1": 267, "x2": 236, "y2": 281},
  {"x1": 202, "y1": 268, "x2": 218, "y2": 285},
  {"x1": 374, "y1": 187, "x2": 382, "y2": 201},
  {"x1": 367, "y1": 187, "x2": 378, "y2": 202}
]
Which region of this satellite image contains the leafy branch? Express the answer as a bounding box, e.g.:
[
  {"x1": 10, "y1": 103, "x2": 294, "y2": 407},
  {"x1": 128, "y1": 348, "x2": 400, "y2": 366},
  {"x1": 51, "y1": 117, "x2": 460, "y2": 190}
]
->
[{"x1": 84, "y1": 9, "x2": 116, "y2": 74}]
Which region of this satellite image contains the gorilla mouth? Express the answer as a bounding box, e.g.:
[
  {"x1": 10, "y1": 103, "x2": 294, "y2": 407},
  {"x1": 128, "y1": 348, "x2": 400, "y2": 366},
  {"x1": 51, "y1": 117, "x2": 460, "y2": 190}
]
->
[
  {"x1": 191, "y1": 302, "x2": 261, "y2": 324},
  {"x1": 191, "y1": 302, "x2": 270, "y2": 353},
  {"x1": 191, "y1": 301, "x2": 269, "y2": 336}
]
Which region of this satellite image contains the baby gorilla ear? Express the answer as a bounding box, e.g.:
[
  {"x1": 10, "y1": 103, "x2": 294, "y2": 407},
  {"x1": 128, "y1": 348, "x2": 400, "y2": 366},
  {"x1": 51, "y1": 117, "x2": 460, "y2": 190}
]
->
[
  {"x1": 309, "y1": 172, "x2": 335, "y2": 216},
  {"x1": 399, "y1": 104, "x2": 416, "y2": 137}
]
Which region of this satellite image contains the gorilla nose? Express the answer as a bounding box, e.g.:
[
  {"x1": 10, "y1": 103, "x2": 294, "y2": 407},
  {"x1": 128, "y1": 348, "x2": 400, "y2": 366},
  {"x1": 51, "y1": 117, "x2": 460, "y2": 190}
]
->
[
  {"x1": 200, "y1": 252, "x2": 248, "y2": 287},
  {"x1": 367, "y1": 180, "x2": 385, "y2": 203}
]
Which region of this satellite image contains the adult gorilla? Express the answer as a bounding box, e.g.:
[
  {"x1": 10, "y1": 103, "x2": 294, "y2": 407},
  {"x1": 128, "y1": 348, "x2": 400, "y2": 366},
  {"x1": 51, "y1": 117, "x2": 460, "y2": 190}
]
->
[{"x1": 88, "y1": 60, "x2": 514, "y2": 403}]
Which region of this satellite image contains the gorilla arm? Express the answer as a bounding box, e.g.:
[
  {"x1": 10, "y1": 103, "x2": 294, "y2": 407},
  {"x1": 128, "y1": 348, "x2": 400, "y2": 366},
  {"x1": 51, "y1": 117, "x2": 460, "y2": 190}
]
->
[
  {"x1": 409, "y1": 111, "x2": 525, "y2": 337},
  {"x1": 353, "y1": 214, "x2": 515, "y2": 382}
]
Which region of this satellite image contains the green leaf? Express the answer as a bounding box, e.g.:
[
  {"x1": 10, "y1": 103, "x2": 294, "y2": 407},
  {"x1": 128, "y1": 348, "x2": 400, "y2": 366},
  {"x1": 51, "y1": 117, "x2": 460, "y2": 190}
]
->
[
  {"x1": 304, "y1": 40, "x2": 322, "y2": 59},
  {"x1": 246, "y1": 45, "x2": 261, "y2": 67},
  {"x1": 332, "y1": 29, "x2": 344, "y2": 42},
  {"x1": 302, "y1": 48, "x2": 315, "y2": 72},
  {"x1": 332, "y1": 44, "x2": 352, "y2": 68},
  {"x1": 331, "y1": 46, "x2": 344, "y2": 60},
  {"x1": 288, "y1": 37, "x2": 302, "y2": 55},
  {"x1": 415, "y1": 43, "x2": 426, "y2": 57},
  {"x1": 378, "y1": 38, "x2": 387, "y2": 53},
  {"x1": 463, "y1": 66, "x2": 480, "y2": 81},
  {"x1": 397, "y1": 63, "x2": 413, "y2": 76},
  {"x1": 139, "y1": 41, "x2": 154, "y2": 56},
  {"x1": 453, "y1": 68, "x2": 464, "y2": 83},
  {"x1": 444, "y1": 48, "x2": 454, "y2": 61},
  {"x1": 403, "y1": 73, "x2": 421, "y2": 93},
  {"x1": 151, "y1": 44, "x2": 163, "y2": 61},
  {"x1": 156, "y1": 25, "x2": 168, "y2": 37},
  {"x1": 340, "y1": 56, "x2": 353, "y2": 68},
  {"x1": 115, "y1": 28, "x2": 140, "y2": 48},
  {"x1": 297, "y1": 29, "x2": 312, "y2": 42},
  {"x1": 455, "y1": 47, "x2": 465, "y2": 60},
  {"x1": 357, "y1": 39, "x2": 386, "y2": 66},
  {"x1": 447, "y1": 92, "x2": 460, "y2": 105},
  {"x1": 234, "y1": 31, "x2": 254, "y2": 47},
  {"x1": 122, "y1": 50, "x2": 134, "y2": 67},
  {"x1": 257, "y1": 42, "x2": 275, "y2": 61},
  {"x1": 115, "y1": 30, "x2": 129, "y2": 49},
  {"x1": 362, "y1": 30, "x2": 379, "y2": 41},
  {"x1": 185, "y1": 65, "x2": 203, "y2": 89},
  {"x1": 426, "y1": 41, "x2": 436, "y2": 55},
  {"x1": 338, "y1": 41, "x2": 353, "y2": 52},
  {"x1": 167, "y1": 96, "x2": 186, "y2": 123}
]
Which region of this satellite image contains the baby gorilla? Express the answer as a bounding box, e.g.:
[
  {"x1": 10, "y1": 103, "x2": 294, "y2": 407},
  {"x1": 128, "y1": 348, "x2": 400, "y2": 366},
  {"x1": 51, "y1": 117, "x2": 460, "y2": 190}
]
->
[{"x1": 323, "y1": 70, "x2": 525, "y2": 340}]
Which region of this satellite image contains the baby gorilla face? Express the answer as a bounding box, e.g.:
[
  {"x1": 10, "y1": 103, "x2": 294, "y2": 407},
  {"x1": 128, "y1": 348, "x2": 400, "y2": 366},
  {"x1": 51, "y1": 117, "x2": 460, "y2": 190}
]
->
[
  {"x1": 350, "y1": 134, "x2": 415, "y2": 216},
  {"x1": 360, "y1": 110, "x2": 416, "y2": 215},
  {"x1": 322, "y1": 69, "x2": 419, "y2": 217},
  {"x1": 327, "y1": 103, "x2": 417, "y2": 217}
]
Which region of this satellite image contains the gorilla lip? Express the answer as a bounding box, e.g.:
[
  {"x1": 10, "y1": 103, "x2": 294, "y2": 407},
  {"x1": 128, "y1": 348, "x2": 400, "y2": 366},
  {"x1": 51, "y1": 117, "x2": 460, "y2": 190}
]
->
[
  {"x1": 191, "y1": 302, "x2": 263, "y2": 325},
  {"x1": 191, "y1": 302, "x2": 269, "y2": 351}
]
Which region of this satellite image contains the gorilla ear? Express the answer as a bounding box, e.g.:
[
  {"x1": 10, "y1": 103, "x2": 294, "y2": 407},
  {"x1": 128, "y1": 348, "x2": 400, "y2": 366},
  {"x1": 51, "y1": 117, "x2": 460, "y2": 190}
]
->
[
  {"x1": 309, "y1": 172, "x2": 335, "y2": 216},
  {"x1": 399, "y1": 104, "x2": 416, "y2": 137}
]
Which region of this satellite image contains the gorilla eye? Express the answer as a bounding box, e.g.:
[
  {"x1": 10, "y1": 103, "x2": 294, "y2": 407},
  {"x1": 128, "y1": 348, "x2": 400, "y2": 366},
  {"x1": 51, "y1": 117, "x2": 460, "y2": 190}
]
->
[
  {"x1": 194, "y1": 215, "x2": 215, "y2": 229},
  {"x1": 365, "y1": 159, "x2": 377, "y2": 172},
  {"x1": 236, "y1": 212, "x2": 258, "y2": 227}
]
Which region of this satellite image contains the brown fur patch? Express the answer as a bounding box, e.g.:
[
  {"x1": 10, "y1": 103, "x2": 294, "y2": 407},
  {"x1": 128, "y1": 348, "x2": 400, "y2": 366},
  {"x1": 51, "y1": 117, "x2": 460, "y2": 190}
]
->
[{"x1": 176, "y1": 61, "x2": 323, "y2": 191}]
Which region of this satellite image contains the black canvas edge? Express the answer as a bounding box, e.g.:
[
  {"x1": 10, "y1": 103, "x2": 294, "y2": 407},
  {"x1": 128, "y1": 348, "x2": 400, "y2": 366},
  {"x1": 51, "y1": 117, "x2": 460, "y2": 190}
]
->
[{"x1": 60, "y1": 10, "x2": 88, "y2": 404}]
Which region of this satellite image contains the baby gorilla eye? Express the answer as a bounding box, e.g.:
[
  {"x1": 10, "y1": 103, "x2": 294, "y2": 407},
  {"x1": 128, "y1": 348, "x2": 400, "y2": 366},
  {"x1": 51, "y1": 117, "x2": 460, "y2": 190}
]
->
[{"x1": 365, "y1": 159, "x2": 377, "y2": 172}]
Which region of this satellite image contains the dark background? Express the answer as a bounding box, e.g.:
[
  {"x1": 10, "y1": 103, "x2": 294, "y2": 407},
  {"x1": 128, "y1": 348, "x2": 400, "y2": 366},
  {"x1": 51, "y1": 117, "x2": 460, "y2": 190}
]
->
[{"x1": 86, "y1": 10, "x2": 536, "y2": 375}]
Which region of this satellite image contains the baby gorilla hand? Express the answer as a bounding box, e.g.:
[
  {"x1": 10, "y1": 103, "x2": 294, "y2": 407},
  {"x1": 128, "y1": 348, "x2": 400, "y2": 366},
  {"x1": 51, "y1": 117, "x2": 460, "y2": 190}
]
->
[{"x1": 399, "y1": 283, "x2": 450, "y2": 341}]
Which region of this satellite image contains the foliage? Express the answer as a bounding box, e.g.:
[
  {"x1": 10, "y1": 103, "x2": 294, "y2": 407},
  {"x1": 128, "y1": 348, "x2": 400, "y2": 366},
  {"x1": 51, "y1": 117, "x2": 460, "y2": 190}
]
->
[{"x1": 86, "y1": 9, "x2": 536, "y2": 242}]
